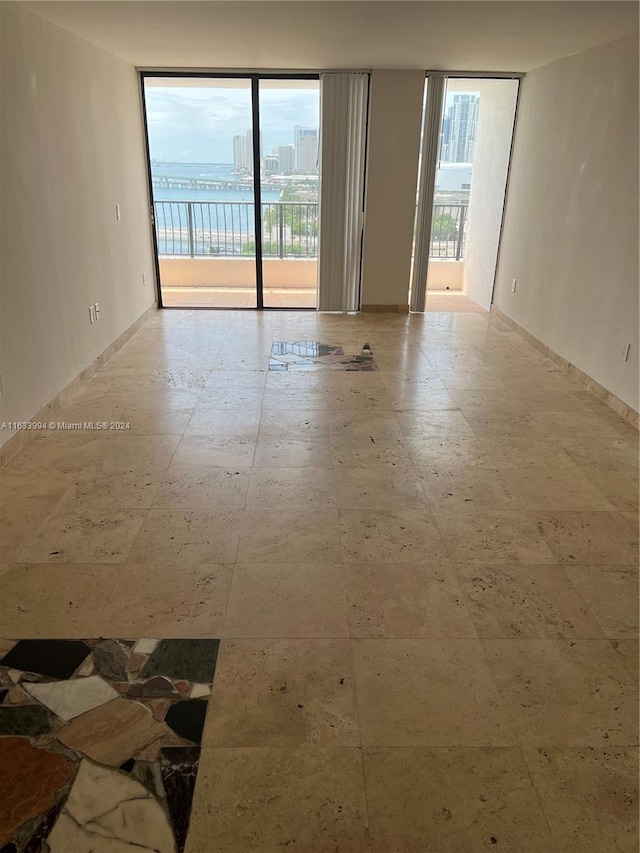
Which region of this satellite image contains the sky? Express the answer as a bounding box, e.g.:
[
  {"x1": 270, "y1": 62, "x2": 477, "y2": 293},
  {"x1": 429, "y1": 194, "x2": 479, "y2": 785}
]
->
[{"x1": 145, "y1": 84, "x2": 320, "y2": 163}]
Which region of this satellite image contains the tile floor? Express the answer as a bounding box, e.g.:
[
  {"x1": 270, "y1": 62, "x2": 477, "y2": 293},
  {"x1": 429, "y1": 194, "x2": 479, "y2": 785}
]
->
[{"x1": 0, "y1": 306, "x2": 638, "y2": 852}]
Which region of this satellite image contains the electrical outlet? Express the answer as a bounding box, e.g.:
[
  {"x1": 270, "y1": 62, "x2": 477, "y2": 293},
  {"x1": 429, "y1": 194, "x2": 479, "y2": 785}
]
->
[
  {"x1": 115, "y1": 204, "x2": 121, "y2": 221},
  {"x1": 142, "y1": 272, "x2": 147, "y2": 287},
  {"x1": 89, "y1": 305, "x2": 95, "y2": 324},
  {"x1": 621, "y1": 343, "x2": 631, "y2": 362},
  {"x1": 511, "y1": 278, "x2": 517, "y2": 293},
  {"x1": 94, "y1": 302, "x2": 100, "y2": 321}
]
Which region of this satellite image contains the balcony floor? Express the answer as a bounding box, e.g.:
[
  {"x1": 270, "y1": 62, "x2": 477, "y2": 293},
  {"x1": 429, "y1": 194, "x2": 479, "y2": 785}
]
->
[
  {"x1": 160, "y1": 288, "x2": 481, "y2": 311},
  {"x1": 161, "y1": 286, "x2": 317, "y2": 309}
]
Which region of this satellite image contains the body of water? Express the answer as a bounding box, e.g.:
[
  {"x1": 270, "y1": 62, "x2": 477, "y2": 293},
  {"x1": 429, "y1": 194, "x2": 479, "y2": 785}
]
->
[
  {"x1": 151, "y1": 163, "x2": 317, "y2": 256},
  {"x1": 151, "y1": 162, "x2": 282, "y2": 203}
]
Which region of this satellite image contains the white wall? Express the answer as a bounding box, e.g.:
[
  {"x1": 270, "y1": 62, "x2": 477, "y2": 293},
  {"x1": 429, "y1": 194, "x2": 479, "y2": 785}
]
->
[
  {"x1": 0, "y1": 3, "x2": 156, "y2": 446},
  {"x1": 464, "y1": 79, "x2": 519, "y2": 310},
  {"x1": 361, "y1": 70, "x2": 424, "y2": 308},
  {"x1": 494, "y1": 33, "x2": 639, "y2": 411}
]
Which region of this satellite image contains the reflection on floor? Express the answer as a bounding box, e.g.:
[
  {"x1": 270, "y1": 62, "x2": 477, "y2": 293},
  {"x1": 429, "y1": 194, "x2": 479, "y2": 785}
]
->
[
  {"x1": 426, "y1": 291, "x2": 485, "y2": 312},
  {"x1": 1, "y1": 306, "x2": 638, "y2": 852},
  {"x1": 161, "y1": 286, "x2": 317, "y2": 308},
  {"x1": 0, "y1": 638, "x2": 218, "y2": 851},
  {"x1": 269, "y1": 341, "x2": 377, "y2": 371}
]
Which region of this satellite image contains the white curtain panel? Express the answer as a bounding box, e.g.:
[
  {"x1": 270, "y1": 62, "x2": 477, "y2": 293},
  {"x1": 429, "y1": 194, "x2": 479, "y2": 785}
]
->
[{"x1": 317, "y1": 72, "x2": 369, "y2": 311}]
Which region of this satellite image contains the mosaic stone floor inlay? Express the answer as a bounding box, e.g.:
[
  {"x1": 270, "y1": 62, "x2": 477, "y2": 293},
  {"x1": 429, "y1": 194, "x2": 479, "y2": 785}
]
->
[
  {"x1": 0, "y1": 638, "x2": 219, "y2": 852},
  {"x1": 269, "y1": 341, "x2": 377, "y2": 371}
]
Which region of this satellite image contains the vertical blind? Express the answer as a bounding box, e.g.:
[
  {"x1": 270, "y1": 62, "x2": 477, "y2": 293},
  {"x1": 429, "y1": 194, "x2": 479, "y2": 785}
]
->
[{"x1": 317, "y1": 72, "x2": 370, "y2": 311}]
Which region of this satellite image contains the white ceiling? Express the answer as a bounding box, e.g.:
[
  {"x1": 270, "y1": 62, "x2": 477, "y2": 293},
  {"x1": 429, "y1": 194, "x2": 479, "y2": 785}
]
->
[{"x1": 24, "y1": 1, "x2": 639, "y2": 72}]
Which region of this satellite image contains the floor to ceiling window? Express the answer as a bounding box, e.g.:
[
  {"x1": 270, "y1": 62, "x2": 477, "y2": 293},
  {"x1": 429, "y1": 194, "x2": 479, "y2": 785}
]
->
[
  {"x1": 411, "y1": 75, "x2": 520, "y2": 312},
  {"x1": 141, "y1": 75, "x2": 320, "y2": 309}
]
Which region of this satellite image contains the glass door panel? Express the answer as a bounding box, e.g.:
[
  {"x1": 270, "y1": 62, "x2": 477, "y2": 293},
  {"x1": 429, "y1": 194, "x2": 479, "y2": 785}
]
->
[
  {"x1": 144, "y1": 77, "x2": 258, "y2": 308},
  {"x1": 258, "y1": 80, "x2": 320, "y2": 308},
  {"x1": 425, "y1": 78, "x2": 518, "y2": 310}
]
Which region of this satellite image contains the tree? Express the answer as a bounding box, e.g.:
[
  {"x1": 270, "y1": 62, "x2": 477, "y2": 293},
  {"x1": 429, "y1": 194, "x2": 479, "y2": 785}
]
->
[{"x1": 432, "y1": 212, "x2": 459, "y2": 242}]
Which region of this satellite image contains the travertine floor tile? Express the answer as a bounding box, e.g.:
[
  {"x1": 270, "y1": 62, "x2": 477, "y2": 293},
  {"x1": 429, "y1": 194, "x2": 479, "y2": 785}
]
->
[
  {"x1": 196, "y1": 386, "x2": 264, "y2": 410},
  {"x1": 185, "y1": 405, "x2": 261, "y2": 439},
  {"x1": 127, "y1": 509, "x2": 242, "y2": 564},
  {"x1": 332, "y1": 466, "x2": 426, "y2": 508},
  {"x1": 352, "y1": 639, "x2": 514, "y2": 746},
  {"x1": 434, "y1": 510, "x2": 556, "y2": 565},
  {"x1": 1, "y1": 495, "x2": 69, "y2": 562},
  {"x1": 364, "y1": 747, "x2": 557, "y2": 852},
  {"x1": 246, "y1": 467, "x2": 335, "y2": 508},
  {"x1": 185, "y1": 748, "x2": 371, "y2": 853},
  {"x1": 484, "y1": 639, "x2": 638, "y2": 746},
  {"x1": 563, "y1": 438, "x2": 638, "y2": 472},
  {"x1": 202, "y1": 639, "x2": 359, "y2": 747},
  {"x1": 523, "y1": 747, "x2": 638, "y2": 853},
  {"x1": 610, "y1": 639, "x2": 639, "y2": 681},
  {"x1": 389, "y1": 388, "x2": 460, "y2": 411},
  {"x1": 330, "y1": 435, "x2": 413, "y2": 468},
  {"x1": 563, "y1": 565, "x2": 639, "y2": 639},
  {"x1": 582, "y1": 470, "x2": 639, "y2": 513},
  {"x1": 203, "y1": 370, "x2": 267, "y2": 389},
  {"x1": 102, "y1": 563, "x2": 233, "y2": 637},
  {"x1": 259, "y1": 408, "x2": 331, "y2": 436},
  {"x1": 253, "y1": 435, "x2": 333, "y2": 467},
  {"x1": 340, "y1": 507, "x2": 447, "y2": 563},
  {"x1": 0, "y1": 564, "x2": 119, "y2": 636},
  {"x1": 172, "y1": 434, "x2": 256, "y2": 468},
  {"x1": 121, "y1": 405, "x2": 194, "y2": 435},
  {"x1": 501, "y1": 466, "x2": 616, "y2": 510},
  {"x1": 395, "y1": 410, "x2": 474, "y2": 438},
  {"x1": 152, "y1": 467, "x2": 250, "y2": 510},
  {"x1": 16, "y1": 507, "x2": 146, "y2": 564},
  {"x1": 533, "y1": 511, "x2": 639, "y2": 565},
  {"x1": 345, "y1": 561, "x2": 476, "y2": 638},
  {"x1": 418, "y1": 466, "x2": 522, "y2": 511},
  {"x1": 82, "y1": 434, "x2": 182, "y2": 473},
  {"x1": 456, "y1": 564, "x2": 605, "y2": 638},
  {"x1": 2, "y1": 433, "x2": 100, "y2": 475},
  {"x1": 55, "y1": 468, "x2": 163, "y2": 510},
  {"x1": 237, "y1": 508, "x2": 342, "y2": 563},
  {"x1": 223, "y1": 562, "x2": 348, "y2": 638}
]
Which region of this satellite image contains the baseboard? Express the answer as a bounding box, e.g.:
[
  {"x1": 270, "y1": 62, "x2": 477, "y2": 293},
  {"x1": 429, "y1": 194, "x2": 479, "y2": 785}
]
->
[
  {"x1": 491, "y1": 305, "x2": 639, "y2": 429},
  {"x1": 361, "y1": 304, "x2": 410, "y2": 314},
  {"x1": 0, "y1": 302, "x2": 159, "y2": 466}
]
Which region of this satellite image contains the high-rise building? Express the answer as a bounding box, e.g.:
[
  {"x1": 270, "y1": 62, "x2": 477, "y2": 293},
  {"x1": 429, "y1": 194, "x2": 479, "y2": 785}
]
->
[
  {"x1": 294, "y1": 125, "x2": 319, "y2": 173},
  {"x1": 277, "y1": 144, "x2": 295, "y2": 175},
  {"x1": 232, "y1": 129, "x2": 261, "y2": 175},
  {"x1": 440, "y1": 94, "x2": 480, "y2": 163},
  {"x1": 232, "y1": 134, "x2": 249, "y2": 172},
  {"x1": 263, "y1": 154, "x2": 279, "y2": 175}
]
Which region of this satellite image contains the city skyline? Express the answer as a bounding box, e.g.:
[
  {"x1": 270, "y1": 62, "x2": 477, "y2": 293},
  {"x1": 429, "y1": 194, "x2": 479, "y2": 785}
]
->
[
  {"x1": 145, "y1": 84, "x2": 319, "y2": 163},
  {"x1": 233, "y1": 125, "x2": 318, "y2": 176}
]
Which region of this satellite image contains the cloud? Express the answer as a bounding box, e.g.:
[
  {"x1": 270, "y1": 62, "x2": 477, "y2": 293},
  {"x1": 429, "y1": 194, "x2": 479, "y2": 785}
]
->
[{"x1": 145, "y1": 84, "x2": 319, "y2": 162}]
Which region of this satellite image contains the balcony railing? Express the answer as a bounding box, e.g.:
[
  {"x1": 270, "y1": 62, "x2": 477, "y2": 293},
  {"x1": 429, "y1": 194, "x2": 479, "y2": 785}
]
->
[
  {"x1": 429, "y1": 203, "x2": 468, "y2": 260},
  {"x1": 154, "y1": 201, "x2": 468, "y2": 260},
  {"x1": 153, "y1": 201, "x2": 318, "y2": 259}
]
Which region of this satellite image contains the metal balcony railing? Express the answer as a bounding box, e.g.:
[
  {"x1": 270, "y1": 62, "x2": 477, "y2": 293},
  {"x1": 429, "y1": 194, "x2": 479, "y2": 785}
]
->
[
  {"x1": 153, "y1": 201, "x2": 318, "y2": 259},
  {"x1": 153, "y1": 200, "x2": 468, "y2": 260},
  {"x1": 429, "y1": 203, "x2": 468, "y2": 260}
]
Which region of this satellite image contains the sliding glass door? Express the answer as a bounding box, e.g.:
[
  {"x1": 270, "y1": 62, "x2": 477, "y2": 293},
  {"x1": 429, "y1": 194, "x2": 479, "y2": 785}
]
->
[
  {"x1": 259, "y1": 80, "x2": 320, "y2": 308},
  {"x1": 142, "y1": 74, "x2": 320, "y2": 309}
]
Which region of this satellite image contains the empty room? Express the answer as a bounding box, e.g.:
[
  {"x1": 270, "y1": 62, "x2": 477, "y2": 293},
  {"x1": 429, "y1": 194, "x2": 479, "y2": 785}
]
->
[{"x1": 0, "y1": 1, "x2": 638, "y2": 851}]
